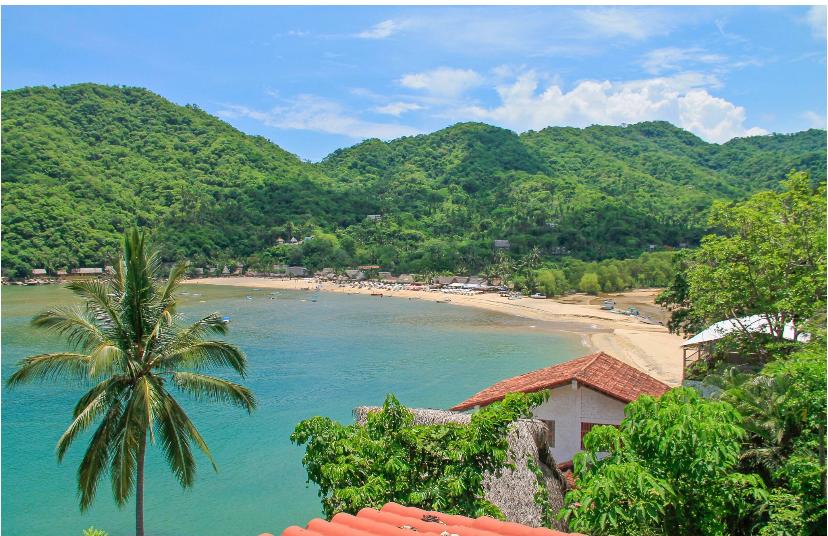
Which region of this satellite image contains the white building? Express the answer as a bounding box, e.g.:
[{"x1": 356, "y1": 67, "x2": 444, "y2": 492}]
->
[{"x1": 451, "y1": 352, "x2": 670, "y2": 464}]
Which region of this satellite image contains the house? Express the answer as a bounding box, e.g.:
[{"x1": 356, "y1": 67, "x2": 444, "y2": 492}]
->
[
  {"x1": 70, "y1": 267, "x2": 104, "y2": 276},
  {"x1": 451, "y1": 352, "x2": 670, "y2": 464},
  {"x1": 104, "y1": 265, "x2": 115, "y2": 274},
  {"x1": 276, "y1": 501, "x2": 582, "y2": 536},
  {"x1": 396, "y1": 274, "x2": 414, "y2": 284},
  {"x1": 366, "y1": 214, "x2": 382, "y2": 221},
  {"x1": 192, "y1": 267, "x2": 204, "y2": 276},
  {"x1": 287, "y1": 266, "x2": 307, "y2": 277},
  {"x1": 31, "y1": 268, "x2": 47, "y2": 276},
  {"x1": 434, "y1": 275, "x2": 454, "y2": 286},
  {"x1": 316, "y1": 267, "x2": 336, "y2": 279},
  {"x1": 276, "y1": 237, "x2": 285, "y2": 245},
  {"x1": 289, "y1": 237, "x2": 299, "y2": 244},
  {"x1": 494, "y1": 239, "x2": 511, "y2": 249},
  {"x1": 344, "y1": 269, "x2": 366, "y2": 281},
  {"x1": 377, "y1": 271, "x2": 395, "y2": 282},
  {"x1": 222, "y1": 266, "x2": 231, "y2": 275}
]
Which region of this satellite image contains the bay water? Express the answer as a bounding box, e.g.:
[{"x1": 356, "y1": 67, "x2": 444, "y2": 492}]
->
[{"x1": 2, "y1": 284, "x2": 586, "y2": 536}]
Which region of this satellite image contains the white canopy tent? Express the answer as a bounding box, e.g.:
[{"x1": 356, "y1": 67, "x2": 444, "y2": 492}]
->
[{"x1": 681, "y1": 314, "x2": 810, "y2": 347}]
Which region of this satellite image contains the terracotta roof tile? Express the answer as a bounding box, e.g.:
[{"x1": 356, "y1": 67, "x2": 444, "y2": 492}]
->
[
  {"x1": 451, "y1": 352, "x2": 670, "y2": 411},
  {"x1": 278, "y1": 502, "x2": 584, "y2": 536}
]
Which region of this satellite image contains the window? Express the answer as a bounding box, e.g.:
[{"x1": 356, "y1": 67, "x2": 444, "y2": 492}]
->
[{"x1": 540, "y1": 419, "x2": 555, "y2": 448}]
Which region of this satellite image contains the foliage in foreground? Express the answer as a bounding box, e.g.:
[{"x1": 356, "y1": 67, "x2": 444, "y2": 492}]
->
[
  {"x1": 5, "y1": 228, "x2": 255, "y2": 536},
  {"x1": 714, "y1": 337, "x2": 827, "y2": 535},
  {"x1": 291, "y1": 391, "x2": 547, "y2": 519},
  {"x1": 560, "y1": 388, "x2": 767, "y2": 535}
]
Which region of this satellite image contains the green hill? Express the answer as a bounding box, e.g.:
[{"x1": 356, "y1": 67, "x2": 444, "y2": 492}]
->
[{"x1": 2, "y1": 84, "x2": 825, "y2": 276}]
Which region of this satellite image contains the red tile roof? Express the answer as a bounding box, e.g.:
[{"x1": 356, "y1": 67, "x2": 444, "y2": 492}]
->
[
  {"x1": 451, "y1": 352, "x2": 670, "y2": 411},
  {"x1": 276, "y1": 502, "x2": 583, "y2": 536}
]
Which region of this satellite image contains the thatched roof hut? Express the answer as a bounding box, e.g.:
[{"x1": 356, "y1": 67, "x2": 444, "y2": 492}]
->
[{"x1": 352, "y1": 407, "x2": 569, "y2": 530}]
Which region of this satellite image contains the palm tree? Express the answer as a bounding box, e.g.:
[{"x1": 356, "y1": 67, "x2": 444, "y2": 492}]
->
[{"x1": 6, "y1": 229, "x2": 255, "y2": 536}]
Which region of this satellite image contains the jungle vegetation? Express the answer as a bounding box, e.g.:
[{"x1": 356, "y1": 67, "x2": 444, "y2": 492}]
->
[{"x1": 3, "y1": 84, "x2": 825, "y2": 279}]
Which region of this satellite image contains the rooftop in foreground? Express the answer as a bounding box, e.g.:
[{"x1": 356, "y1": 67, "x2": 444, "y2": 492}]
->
[
  {"x1": 451, "y1": 351, "x2": 670, "y2": 411},
  {"x1": 272, "y1": 502, "x2": 583, "y2": 536}
]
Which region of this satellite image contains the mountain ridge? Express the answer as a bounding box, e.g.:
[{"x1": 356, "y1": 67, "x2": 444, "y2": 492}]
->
[{"x1": 2, "y1": 83, "x2": 825, "y2": 276}]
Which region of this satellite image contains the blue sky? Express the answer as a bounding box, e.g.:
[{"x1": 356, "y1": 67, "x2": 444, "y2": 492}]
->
[{"x1": 3, "y1": 5, "x2": 826, "y2": 161}]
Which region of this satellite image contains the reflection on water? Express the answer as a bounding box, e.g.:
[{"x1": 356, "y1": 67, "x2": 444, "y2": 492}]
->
[{"x1": 2, "y1": 284, "x2": 585, "y2": 536}]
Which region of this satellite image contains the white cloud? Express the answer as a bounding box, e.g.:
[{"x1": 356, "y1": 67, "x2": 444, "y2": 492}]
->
[
  {"x1": 357, "y1": 20, "x2": 401, "y2": 39},
  {"x1": 217, "y1": 96, "x2": 419, "y2": 140},
  {"x1": 576, "y1": 8, "x2": 673, "y2": 40},
  {"x1": 803, "y1": 110, "x2": 827, "y2": 129},
  {"x1": 455, "y1": 71, "x2": 766, "y2": 143},
  {"x1": 641, "y1": 47, "x2": 727, "y2": 75},
  {"x1": 806, "y1": 6, "x2": 827, "y2": 39},
  {"x1": 399, "y1": 67, "x2": 483, "y2": 97},
  {"x1": 374, "y1": 102, "x2": 424, "y2": 116}
]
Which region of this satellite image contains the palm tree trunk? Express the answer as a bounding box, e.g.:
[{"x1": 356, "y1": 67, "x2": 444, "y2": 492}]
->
[{"x1": 136, "y1": 436, "x2": 147, "y2": 536}]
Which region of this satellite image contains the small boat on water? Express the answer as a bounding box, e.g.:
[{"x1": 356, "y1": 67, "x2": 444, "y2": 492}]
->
[
  {"x1": 371, "y1": 292, "x2": 383, "y2": 297},
  {"x1": 436, "y1": 298, "x2": 451, "y2": 303},
  {"x1": 222, "y1": 316, "x2": 231, "y2": 324}
]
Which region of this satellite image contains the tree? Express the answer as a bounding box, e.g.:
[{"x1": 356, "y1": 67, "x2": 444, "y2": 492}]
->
[
  {"x1": 6, "y1": 229, "x2": 256, "y2": 536},
  {"x1": 536, "y1": 268, "x2": 568, "y2": 297},
  {"x1": 560, "y1": 388, "x2": 766, "y2": 535},
  {"x1": 658, "y1": 172, "x2": 826, "y2": 348},
  {"x1": 291, "y1": 391, "x2": 547, "y2": 519},
  {"x1": 578, "y1": 272, "x2": 601, "y2": 294}
]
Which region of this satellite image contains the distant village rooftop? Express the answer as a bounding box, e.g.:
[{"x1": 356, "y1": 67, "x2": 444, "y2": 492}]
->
[{"x1": 452, "y1": 352, "x2": 669, "y2": 411}]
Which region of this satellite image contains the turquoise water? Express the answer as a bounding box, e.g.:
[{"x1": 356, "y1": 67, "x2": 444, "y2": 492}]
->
[{"x1": 2, "y1": 284, "x2": 586, "y2": 536}]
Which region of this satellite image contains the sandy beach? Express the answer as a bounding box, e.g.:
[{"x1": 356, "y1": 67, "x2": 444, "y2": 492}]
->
[{"x1": 189, "y1": 277, "x2": 686, "y2": 386}]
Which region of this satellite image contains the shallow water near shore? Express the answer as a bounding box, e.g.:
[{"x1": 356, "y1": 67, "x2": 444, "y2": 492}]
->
[{"x1": 2, "y1": 284, "x2": 586, "y2": 536}]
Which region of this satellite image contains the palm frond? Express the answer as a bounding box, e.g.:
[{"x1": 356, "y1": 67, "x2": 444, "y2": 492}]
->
[
  {"x1": 78, "y1": 400, "x2": 122, "y2": 511},
  {"x1": 31, "y1": 307, "x2": 106, "y2": 352},
  {"x1": 57, "y1": 379, "x2": 119, "y2": 461},
  {"x1": 154, "y1": 389, "x2": 199, "y2": 487},
  {"x1": 110, "y1": 377, "x2": 155, "y2": 506},
  {"x1": 6, "y1": 353, "x2": 92, "y2": 387},
  {"x1": 162, "y1": 392, "x2": 218, "y2": 472},
  {"x1": 158, "y1": 340, "x2": 247, "y2": 376},
  {"x1": 172, "y1": 372, "x2": 256, "y2": 413},
  {"x1": 64, "y1": 279, "x2": 128, "y2": 340},
  {"x1": 88, "y1": 344, "x2": 125, "y2": 378}
]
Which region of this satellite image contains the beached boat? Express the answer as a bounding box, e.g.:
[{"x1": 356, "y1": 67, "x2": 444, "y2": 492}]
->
[
  {"x1": 370, "y1": 292, "x2": 383, "y2": 297},
  {"x1": 530, "y1": 293, "x2": 546, "y2": 299}
]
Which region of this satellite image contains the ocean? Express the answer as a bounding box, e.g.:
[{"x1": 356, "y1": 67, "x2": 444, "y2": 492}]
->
[{"x1": 1, "y1": 284, "x2": 586, "y2": 536}]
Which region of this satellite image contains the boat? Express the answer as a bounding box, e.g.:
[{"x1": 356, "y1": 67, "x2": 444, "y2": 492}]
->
[
  {"x1": 222, "y1": 316, "x2": 231, "y2": 324},
  {"x1": 436, "y1": 298, "x2": 451, "y2": 303},
  {"x1": 530, "y1": 293, "x2": 546, "y2": 299},
  {"x1": 508, "y1": 295, "x2": 522, "y2": 300},
  {"x1": 371, "y1": 292, "x2": 383, "y2": 297}
]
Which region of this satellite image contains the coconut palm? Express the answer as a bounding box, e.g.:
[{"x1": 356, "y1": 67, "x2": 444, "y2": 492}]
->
[{"x1": 6, "y1": 229, "x2": 255, "y2": 536}]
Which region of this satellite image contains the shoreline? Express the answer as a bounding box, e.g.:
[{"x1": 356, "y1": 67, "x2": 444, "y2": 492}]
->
[{"x1": 188, "y1": 277, "x2": 685, "y2": 386}]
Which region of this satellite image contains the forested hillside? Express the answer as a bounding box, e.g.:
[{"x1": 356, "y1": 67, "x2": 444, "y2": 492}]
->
[{"x1": 2, "y1": 84, "x2": 825, "y2": 276}]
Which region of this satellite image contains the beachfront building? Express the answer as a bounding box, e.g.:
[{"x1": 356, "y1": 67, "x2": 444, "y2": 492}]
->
[
  {"x1": 31, "y1": 268, "x2": 47, "y2": 276},
  {"x1": 287, "y1": 266, "x2": 307, "y2": 277},
  {"x1": 344, "y1": 269, "x2": 366, "y2": 281},
  {"x1": 70, "y1": 267, "x2": 104, "y2": 277},
  {"x1": 451, "y1": 352, "x2": 670, "y2": 464},
  {"x1": 397, "y1": 274, "x2": 415, "y2": 284},
  {"x1": 494, "y1": 239, "x2": 511, "y2": 250}
]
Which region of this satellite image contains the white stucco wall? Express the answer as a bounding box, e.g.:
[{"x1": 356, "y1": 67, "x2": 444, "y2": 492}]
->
[{"x1": 529, "y1": 382, "x2": 628, "y2": 463}]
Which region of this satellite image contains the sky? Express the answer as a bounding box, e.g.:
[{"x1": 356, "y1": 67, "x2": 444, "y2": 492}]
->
[{"x1": 2, "y1": 5, "x2": 826, "y2": 161}]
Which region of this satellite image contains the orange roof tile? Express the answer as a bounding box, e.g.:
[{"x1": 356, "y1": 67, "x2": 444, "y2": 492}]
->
[
  {"x1": 451, "y1": 352, "x2": 670, "y2": 411},
  {"x1": 279, "y1": 503, "x2": 583, "y2": 536}
]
